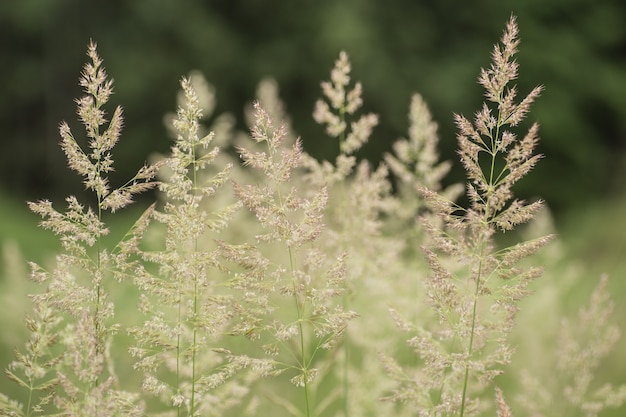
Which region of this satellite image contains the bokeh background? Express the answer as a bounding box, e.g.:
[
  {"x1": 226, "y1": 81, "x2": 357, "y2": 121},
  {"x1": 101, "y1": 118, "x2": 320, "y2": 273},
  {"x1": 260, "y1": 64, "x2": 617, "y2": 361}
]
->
[
  {"x1": 2, "y1": 0, "x2": 626, "y2": 209},
  {"x1": 1, "y1": 0, "x2": 626, "y2": 414}
]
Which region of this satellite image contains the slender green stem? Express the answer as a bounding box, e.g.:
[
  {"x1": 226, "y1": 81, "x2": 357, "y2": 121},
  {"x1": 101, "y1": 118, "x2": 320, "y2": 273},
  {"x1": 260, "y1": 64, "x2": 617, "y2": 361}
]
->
[
  {"x1": 291, "y1": 247, "x2": 312, "y2": 417},
  {"x1": 282, "y1": 227, "x2": 311, "y2": 417},
  {"x1": 94, "y1": 152, "x2": 105, "y2": 392},
  {"x1": 176, "y1": 289, "x2": 182, "y2": 417},
  {"x1": 459, "y1": 257, "x2": 483, "y2": 417},
  {"x1": 25, "y1": 380, "x2": 34, "y2": 417},
  {"x1": 270, "y1": 137, "x2": 312, "y2": 417},
  {"x1": 460, "y1": 113, "x2": 501, "y2": 416},
  {"x1": 342, "y1": 290, "x2": 350, "y2": 417},
  {"x1": 96, "y1": 202, "x2": 103, "y2": 360},
  {"x1": 337, "y1": 105, "x2": 351, "y2": 417},
  {"x1": 92, "y1": 149, "x2": 105, "y2": 416},
  {"x1": 189, "y1": 127, "x2": 199, "y2": 417},
  {"x1": 191, "y1": 281, "x2": 198, "y2": 417}
]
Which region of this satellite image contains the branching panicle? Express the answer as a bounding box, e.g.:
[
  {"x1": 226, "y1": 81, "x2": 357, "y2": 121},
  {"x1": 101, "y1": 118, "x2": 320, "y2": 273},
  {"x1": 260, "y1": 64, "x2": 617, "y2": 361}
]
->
[
  {"x1": 129, "y1": 76, "x2": 245, "y2": 416},
  {"x1": 516, "y1": 275, "x2": 626, "y2": 417},
  {"x1": 6, "y1": 42, "x2": 155, "y2": 417},
  {"x1": 221, "y1": 100, "x2": 357, "y2": 417},
  {"x1": 385, "y1": 16, "x2": 553, "y2": 417},
  {"x1": 313, "y1": 51, "x2": 379, "y2": 155},
  {"x1": 385, "y1": 94, "x2": 453, "y2": 193}
]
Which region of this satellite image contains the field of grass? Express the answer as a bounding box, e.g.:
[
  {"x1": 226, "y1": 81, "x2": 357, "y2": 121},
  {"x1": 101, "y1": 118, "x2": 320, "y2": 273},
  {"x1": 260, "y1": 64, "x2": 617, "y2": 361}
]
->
[
  {"x1": 2, "y1": 189, "x2": 626, "y2": 416},
  {"x1": 2, "y1": 18, "x2": 625, "y2": 416}
]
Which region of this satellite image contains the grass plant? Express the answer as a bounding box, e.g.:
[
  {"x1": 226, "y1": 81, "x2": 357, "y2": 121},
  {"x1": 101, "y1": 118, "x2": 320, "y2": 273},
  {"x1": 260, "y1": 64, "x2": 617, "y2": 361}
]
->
[{"x1": 2, "y1": 16, "x2": 625, "y2": 417}]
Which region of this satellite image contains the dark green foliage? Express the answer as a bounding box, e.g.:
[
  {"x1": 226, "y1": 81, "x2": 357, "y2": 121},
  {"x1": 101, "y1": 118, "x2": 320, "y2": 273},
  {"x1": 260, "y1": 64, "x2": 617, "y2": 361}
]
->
[{"x1": 2, "y1": 1, "x2": 626, "y2": 211}]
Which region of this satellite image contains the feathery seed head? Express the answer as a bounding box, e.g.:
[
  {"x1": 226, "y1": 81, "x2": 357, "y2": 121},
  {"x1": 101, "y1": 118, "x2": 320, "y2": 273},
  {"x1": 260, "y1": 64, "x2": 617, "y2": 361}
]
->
[{"x1": 314, "y1": 51, "x2": 378, "y2": 153}]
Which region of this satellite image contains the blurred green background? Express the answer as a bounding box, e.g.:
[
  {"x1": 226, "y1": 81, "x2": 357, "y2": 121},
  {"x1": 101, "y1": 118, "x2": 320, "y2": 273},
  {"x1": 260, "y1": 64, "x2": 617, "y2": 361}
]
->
[
  {"x1": 1, "y1": 0, "x2": 625, "y2": 210},
  {"x1": 1, "y1": 0, "x2": 626, "y2": 415}
]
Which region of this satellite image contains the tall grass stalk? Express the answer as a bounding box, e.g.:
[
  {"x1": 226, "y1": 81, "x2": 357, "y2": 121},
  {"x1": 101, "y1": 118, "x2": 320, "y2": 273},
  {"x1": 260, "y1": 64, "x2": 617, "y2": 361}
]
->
[
  {"x1": 311, "y1": 50, "x2": 382, "y2": 417},
  {"x1": 437, "y1": 16, "x2": 548, "y2": 416},
  {"x1": 3, "y1": 41, "x2": 158, "y2": 417},
  {"x1": 128, "y1": 76, "x2": 240, "y2": 416}
]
